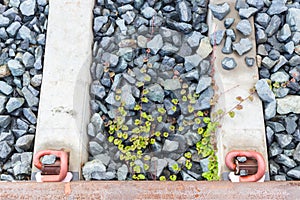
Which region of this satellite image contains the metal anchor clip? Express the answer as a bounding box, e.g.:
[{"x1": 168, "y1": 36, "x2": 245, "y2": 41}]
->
[
  {"x1": 225, "y1": 150, "x2": 266, "y2": 182},
  {"x1": 33, "y1": 150, "x2": 72, "y2": 182}
]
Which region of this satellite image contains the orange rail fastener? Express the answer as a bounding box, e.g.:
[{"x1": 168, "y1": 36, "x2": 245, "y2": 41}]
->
[
  {"x1": 33, "y1": 150, "x2": 69, "y2": 182},
  {"x1": 225, "y1": 150, "x2": 266, "y2": 182}
]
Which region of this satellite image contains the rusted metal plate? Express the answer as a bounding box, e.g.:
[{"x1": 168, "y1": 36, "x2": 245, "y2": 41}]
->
[{"x1": 0, "y1": 181, "x2": 299, "y2": 199}]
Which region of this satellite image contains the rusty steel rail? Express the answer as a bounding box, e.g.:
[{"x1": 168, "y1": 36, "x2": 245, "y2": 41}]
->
[{"x1": 0, "y1": 181, "x2": 299, "y2": 199}]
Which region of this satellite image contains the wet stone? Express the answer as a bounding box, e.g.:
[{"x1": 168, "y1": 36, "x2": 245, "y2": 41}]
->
[
  {"x1": 208, "y1": 2, "x2": 230, "y2": 20},
  {"x1": 221, "y1": 57, "x2": 237, "y2": 70}
]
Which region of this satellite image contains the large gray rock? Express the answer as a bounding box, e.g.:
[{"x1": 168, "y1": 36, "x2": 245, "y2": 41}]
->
[
  {"x1": 255, "y1": 13, "x2": 270, "y2": 28},
  {"x1": 265, "y1": 15, "x2": 281, "y2": 37},
  {"x1": 278, "y1": 24, "x2": 292, "y2": 42},
  {"x1": 15, "y1": 134, "x2": 34, "y2": 151},
  {"x1": 270, "y1": 71, "x2": 290, "y2": 83},
  {"x1": 196, "y1": 75, "x2": 211, "y2": 94},
  {"x1": 22, "y1": 87, "x2": 39, "y2": 107},
  {"x1": 162, "y1": 139, "x2": 179, "y2": 152},
  {"x1": 163, "y1": 79, "x2": 181, "y2": 91},
  {"x1": 208, "y1": 3, "x2": 230, "y2": 20},
  {"x1": 82, "y1": 159, "x2": 106, "y2": 180},
  {"x1": 147, "y1": 34, "x2": 163, "y2": 54},
  {"x1": 41, "y1": 155, "x2": 56, "y2": 165},
  {"x1": 93, "y1": 16, "x2": 108, "y2": 32},
  {"x1": 232, "y1": 38, "x2": 253, "y2": 56},
  {"x1": 221, "y1": 57, "x2": 237, "y2": 70},
  {"x1": 117, "y1": 164, "x2": 128, "y2": 180},
  {"x1": 287, "y1": 8, "x2": 300, "y2": 32},
  {"x1": 287, "y1": 166, "x2": 300, "y2": 179},
  {"x1": 239, "y1": 7, "x2": 258, "y2": 19},
  {"x1": 149, "y1": 157, "x2": 167, "y2": 177},
  {"x1": 246, "y1": 0, "x2": 264, "y2": 9},
  {"x1": 267, "y1": 0, "x2": 287, "y2": 15},
  {"x1": 88, "y1": 141, "x2": 104, "y2": 156},
  {"x1": 275, "y1": 154, "x2": 297, "y2": 168},
  {"x1": 0, "y1": 115, "x2": 11, "y2": 128},
  {"x1": 293, "y1": 143, "x2": 300, "y2": 162},
  {"x1": 210, "y1": 30, "x2": 225, "y2": 45},
  {"x1": 7, "y1": 60, "x2": 25, "y2": 76},
  {"x1": 6, "y1": 21, "x2": 21, "y2": 37},
  {"x1": 20, "y1": 0, "x2": 36, "y2": 16},
  {"x1": 0, "y1": 15, "x2": 10, "y2": 27},
  {"x1": 236, "y1": 19, "x2": 252, "y2": 36},
  {"x1": 0, "y1": 141, "x2": 13, "y2": 162},
  {"x1": 141, "y1": 6, "x2": 157, "y2": 19},
  {"x1": 275, "y1": 134, "x2": 293, "y2": 148},
  {"x1": 277, "y1": 95, "x2": 300, "y2": 114},
  {"x1": 5, "y1": 98, "x2": 25, "y2": 113},
  {"x1": 120, "y1": 84, "x2": 135, "y2": 110},
  {"x1": 145, "y1": 84, "x2": 164, "y2": 103},
  {"x1": 0, "y1": 81, "x2": 13, "y2": 95},
  {"x1": 255, "y1": 79, "x2": 275, "y2": 103},
  {"x1": 184, "y1": 54, "x2": 202, "y2": 71},
  {"x1": 0, "y1": 95, "x2": 7, "y2": 114},
  {"x1": 176, "y1": 0, "x2": 192, "y2": 22},
  {"x1": 23, "y1": 108, "x2": 37, "y2": 124},
  {"x1": 264, "y1": 100, "x2": 276, "y2": 120}
]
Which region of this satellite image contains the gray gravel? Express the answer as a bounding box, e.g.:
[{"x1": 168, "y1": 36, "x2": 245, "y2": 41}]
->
[{"x1": 0, "y1": 0, "x2": 48, "y2": 181}]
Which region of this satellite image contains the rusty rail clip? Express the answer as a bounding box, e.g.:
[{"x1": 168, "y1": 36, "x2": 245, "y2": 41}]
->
[
  {"x1": 235, "y1": 157, "x2": 258, "y2": 176},
  {"x1": 225, "y1": 150, "x2": 266, "y2": 182},
  {"x1": 33, "y1": 150, "x2": 69, "y2": 182}
]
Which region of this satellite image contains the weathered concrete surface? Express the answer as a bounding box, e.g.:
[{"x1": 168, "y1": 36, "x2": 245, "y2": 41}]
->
[
  {"x1": 0, "y1": 181, "x2": 299, "y2": 199},
  {"x1": 208, "y1": 0, "x2": 268, "y2": 178},
  {"x1": 32, "y1": 0, "x2": 94, "y2": 179}
]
